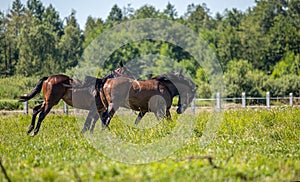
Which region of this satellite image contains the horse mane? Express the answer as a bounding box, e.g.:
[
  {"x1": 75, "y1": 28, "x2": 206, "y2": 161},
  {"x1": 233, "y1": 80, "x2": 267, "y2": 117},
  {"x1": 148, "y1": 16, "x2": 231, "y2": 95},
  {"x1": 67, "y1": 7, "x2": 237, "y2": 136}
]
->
[
  {"x1": 152, "y1": 72, "x2": 196, "y2": 93},
  {"x1": 71, "y1": 71, "x2": 118, "y2": 89},
  {"x1": 151, "y1": 74, "x2": 170, "y2": 83}
]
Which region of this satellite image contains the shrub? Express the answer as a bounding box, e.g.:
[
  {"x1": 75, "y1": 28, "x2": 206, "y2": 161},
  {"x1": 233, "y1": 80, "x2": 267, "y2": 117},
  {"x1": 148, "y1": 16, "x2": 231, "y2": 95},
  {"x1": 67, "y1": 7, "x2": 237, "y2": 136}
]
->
[
  {"x1": 263, "y1": 74, "x2": 300, "y2": 97},
  {"x1": 0, "y1": 101, "x2": 22, "y2": 110},
  {"x1": 0, "y1": 75, "x2": 40, "y2": 99}
]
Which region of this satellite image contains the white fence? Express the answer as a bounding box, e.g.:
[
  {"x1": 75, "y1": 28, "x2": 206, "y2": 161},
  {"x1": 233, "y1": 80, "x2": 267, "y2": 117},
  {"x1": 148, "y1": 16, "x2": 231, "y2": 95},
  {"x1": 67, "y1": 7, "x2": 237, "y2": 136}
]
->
[
  {"x1": 0, "y1": 92, "x2": 299, "y2": 115},
  {"x1": 190, "y1": 92, "x2": 300, "y2": 113}
]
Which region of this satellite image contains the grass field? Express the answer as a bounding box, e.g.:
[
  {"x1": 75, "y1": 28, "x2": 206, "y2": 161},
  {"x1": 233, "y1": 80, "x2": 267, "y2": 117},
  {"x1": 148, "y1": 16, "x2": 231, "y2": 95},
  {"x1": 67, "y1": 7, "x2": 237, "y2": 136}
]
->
[{"x1": 0, "y1": 107, "x2": 299, "y2": 181}]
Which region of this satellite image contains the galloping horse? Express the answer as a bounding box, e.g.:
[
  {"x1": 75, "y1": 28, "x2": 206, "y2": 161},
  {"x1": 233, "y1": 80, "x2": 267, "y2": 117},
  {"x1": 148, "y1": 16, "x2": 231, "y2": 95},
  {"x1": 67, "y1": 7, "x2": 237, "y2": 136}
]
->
[
  {"x1": 98, "y1": 72, "x2": 196, "y2": 129},
  {"x1": 19, "y1": 62, "x2": 133, "y2": 136}
]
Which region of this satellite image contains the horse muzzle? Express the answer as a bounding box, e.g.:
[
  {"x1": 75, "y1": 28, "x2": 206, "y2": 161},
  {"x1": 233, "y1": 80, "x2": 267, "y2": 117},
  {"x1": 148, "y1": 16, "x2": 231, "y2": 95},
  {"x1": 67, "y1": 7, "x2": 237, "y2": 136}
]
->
[{"x1": 176, "y1": 105, "x2": 187, "y2": 114}]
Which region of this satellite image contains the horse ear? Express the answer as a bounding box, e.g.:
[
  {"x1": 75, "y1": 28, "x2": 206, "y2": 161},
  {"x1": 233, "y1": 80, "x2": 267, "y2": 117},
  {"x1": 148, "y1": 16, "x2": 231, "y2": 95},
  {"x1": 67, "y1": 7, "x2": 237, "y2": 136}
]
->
[
  {"x1": 176, "y1": 69, "x2": 183, "y2": 76},
  {"x1": 118, "y1": 61, "x2": 124, "y2": 68}
]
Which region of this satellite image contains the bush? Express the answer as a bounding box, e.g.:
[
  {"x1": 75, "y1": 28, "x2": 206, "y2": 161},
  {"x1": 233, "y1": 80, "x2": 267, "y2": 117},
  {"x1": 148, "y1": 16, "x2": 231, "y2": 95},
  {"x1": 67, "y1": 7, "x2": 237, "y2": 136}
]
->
[
  {"x1": 263, "y1": 74, "x2": 300, "y2": 97},
  {"x1": 224, "y1": 59, "x2": 265, "y2": 97},
  {"x1": 271, "y1": 52, "x2": 300, "y2": 78},
  {"x1": 0, "y1": 101, "x2": 22, "y2": 110},
  {"x1": 0, "y1": 75, "x2": 40, "y2": 99}
]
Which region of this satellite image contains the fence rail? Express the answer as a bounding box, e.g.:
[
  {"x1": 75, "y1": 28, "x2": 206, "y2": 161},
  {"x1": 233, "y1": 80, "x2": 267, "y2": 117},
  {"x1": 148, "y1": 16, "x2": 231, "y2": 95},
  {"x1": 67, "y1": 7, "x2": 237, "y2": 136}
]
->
[
  {"x1": 0, "y1": 92, "x2": 299, "y2": 115},
  {"x1": 191, "y1": 92, "x2": 300, "y2": 113}
]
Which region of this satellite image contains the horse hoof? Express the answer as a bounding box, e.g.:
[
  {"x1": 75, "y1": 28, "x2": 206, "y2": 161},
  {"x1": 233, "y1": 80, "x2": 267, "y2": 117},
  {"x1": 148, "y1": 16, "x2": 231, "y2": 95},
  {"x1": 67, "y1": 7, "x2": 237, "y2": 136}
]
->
[
  {"x1": 30, "y1": 133, "x2": 36, "y2": 137},
  {"x1": 81, "y1": 129, "x2": 86, "y2": 134},
  {"x1": 27, "y1": 126, "x2": 34, "y2": 135},
  {"x1": 26, "y1": 129, "x2": 33, "y2": 135}
]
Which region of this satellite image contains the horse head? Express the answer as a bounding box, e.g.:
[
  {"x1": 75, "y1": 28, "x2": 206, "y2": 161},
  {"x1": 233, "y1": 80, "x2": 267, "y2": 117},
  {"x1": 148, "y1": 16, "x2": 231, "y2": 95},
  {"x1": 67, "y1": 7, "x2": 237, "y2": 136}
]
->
[
  {"x1": 167, "y1": 71, "x2": 196, "y2": 114},
  {"x1": 114, "y1": 61, "x2": 136, "y2": 79}
]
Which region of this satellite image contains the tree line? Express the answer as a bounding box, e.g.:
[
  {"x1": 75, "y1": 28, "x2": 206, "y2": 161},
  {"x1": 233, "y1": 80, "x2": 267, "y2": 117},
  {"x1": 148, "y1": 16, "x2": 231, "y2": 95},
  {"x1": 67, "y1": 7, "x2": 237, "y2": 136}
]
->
[{"x1": 0, "y1": 0, "x2": 299, "y2": 97}]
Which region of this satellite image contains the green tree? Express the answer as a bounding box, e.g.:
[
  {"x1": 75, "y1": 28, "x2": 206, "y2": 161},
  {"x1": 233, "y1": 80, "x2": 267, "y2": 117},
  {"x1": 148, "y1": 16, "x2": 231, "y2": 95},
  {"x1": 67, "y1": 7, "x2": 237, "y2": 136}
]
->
[
  {"x1": 106, "y1": 4, "x2": 123, "y2": 24},
  {"x1": 195, "y1": 68, "x2": 211, "y2": 98},
  {"x1": 163, "y1": 2, "x2": 177, "y2": 20},
  {"x1": 27, "y1": 0, "x2": 45, "y2": 21},
  {"x1": 17, "y1": 20, "x2": 58, "y2": 76},
  {"x1": 122, "y1": 4, "x2": 134, "y2": 20},
  {"x1": 1, "y1": 0, "x2": 25, "y2": 76},
  {"x1": 154, "y1": 43, "x2": 181, "y2": 74},
  {"x1": 83, "y1": 16, "x2": 104, "y2": 48},
  {"x1": 43, "y1": 4, "x2": 63, "y2": 37},
  {"x1": 59, "y1": 12, "x2": 83, "y2": 72},
  {"x1": 254, "y1": 0, "x2": 288, "y2": 34},
  {"x1": 242, "y1": 0, "x2": 291, "y2": 71},
  {"x1": 225, "y1": 59, "x2": 265, "y2": 97},
  {"x1": 264, "y1": 74, "x2": 300, "y2": 97},
  {"x1": 216, "y1": 9, "x2": 245, "y2": 70},
  {"x1": 271, "y1": 51, "x2": 300, "y2": 78},
  {"x1": 184, "y1": 3, "x2": 213, "y2": 31},
  {"x1": 0, "y1": 11, "x2": 5, "y2": 76},
  {"x1": 65, "y1": 10, "x2": 79, "y2": 28},
  {"x1": 134, "y1": 5, "x2": 159, "y2": 19}
]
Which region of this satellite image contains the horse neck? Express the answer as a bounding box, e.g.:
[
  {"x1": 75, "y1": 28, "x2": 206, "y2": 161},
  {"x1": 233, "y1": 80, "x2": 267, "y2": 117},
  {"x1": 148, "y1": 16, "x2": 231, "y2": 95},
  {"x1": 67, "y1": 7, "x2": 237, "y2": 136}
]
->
[
  {"x1": 96, "y1": 71, "x2": 118, "y2": 86},
  {"x1": 71, "y1": 78, "x2": 82, "y2": 85},
  {"x1": 162, "y1": 81, "x2": 179, "y2": 98}
]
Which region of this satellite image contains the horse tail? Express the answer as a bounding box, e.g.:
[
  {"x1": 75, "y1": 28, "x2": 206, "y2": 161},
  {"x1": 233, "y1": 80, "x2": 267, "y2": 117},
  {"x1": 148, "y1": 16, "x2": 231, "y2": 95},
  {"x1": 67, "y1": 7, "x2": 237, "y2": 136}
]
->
[{"x1": 19, "y1": 76, "x2": 48, "y2": 102}]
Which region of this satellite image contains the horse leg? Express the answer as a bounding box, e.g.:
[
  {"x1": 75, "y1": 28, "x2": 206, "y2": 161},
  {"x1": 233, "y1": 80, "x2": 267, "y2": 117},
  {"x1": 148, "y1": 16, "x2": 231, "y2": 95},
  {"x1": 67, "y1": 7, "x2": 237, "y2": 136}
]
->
[
  {"x1": 90, "y1": 112, "x2": 100, "y2": 133},
  {"x1": 102, "y1": 103, "x2": 118, "y2": 130},
  {"x1": 154, "y1": 106, "x2": 165, "y2": 121},
  {"x1": 27, "y1": 104, "x2": 43, "y2": 135},
  {"x1": 81, "y1": 110, "x2": 95, "y2": 133},
  {"x1": 154, "y1": 111, "x2": 163, "y2": 121},
  {"x1": 32, "y1": 105, "x2": 52, "y2": 136},
  {"x1": 101, "y1": 110, "x2": 108, "y2": 129},
  {"x1": 135, "y1": 111, "x2": 146, "y2": 125},
  {"x1": 165, "y1": 109, "x2": 172, "y2": 121}
]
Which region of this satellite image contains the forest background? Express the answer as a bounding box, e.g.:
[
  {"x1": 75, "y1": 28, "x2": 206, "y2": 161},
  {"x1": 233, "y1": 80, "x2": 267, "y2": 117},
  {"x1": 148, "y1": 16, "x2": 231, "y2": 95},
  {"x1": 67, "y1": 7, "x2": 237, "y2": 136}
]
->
[{"x1": 0, "y1": 0, "x2": 299, "y2": 99}]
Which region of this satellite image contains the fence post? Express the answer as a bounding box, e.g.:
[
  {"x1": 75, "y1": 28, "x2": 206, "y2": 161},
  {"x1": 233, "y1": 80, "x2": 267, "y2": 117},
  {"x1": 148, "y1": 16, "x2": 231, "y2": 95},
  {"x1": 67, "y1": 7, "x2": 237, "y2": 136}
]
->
[
  {"x1": 242, "y1": 92, "x2": 246, "y2": 108},
  {"x1": 63, "y1": 102, "x2": 68, "y2": 115},
  {"x1": 289, "y1": 93, "x2": 293, "y2": 107},
  {"x1": 22, "y1": 94, "x2": 28, "y2": 115},
  {"x1": 23, "y1": 100, "x2": 28, "y2": 115},
  {"x1": 191, "y1": 98, "x2": 195, "y2": 114},
  {"x1": 216, "y1": 92, "x2": 221, "y2": 111},
  {"x1": 266, "y1": 92, "x2": 270, "y2": 109}
]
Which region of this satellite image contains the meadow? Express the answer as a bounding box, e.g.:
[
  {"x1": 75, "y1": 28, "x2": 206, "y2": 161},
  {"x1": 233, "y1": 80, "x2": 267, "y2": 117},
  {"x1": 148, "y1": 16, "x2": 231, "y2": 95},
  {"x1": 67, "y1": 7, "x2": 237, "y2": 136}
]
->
[{"x1": 0, "y1": 107, "x2": 299, "y2": 181}]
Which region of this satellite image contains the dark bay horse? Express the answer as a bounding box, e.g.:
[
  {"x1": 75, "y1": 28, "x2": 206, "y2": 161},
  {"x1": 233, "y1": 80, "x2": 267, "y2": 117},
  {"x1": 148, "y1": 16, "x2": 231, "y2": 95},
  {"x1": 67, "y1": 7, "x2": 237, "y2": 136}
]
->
[
  {"x1": 19, "y1": 62, "x2": 133, "y2": 136},
  {"x1": 98, "y1": 72, "x2": 196, "y2": 129}
]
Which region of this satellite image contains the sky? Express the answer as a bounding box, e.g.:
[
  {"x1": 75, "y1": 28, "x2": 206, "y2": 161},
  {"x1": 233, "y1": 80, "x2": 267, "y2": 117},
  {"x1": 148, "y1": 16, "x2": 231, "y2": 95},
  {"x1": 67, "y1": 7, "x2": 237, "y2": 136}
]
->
[{"x1": 0, "y1": 0, "x2": 256, "y2": 29}]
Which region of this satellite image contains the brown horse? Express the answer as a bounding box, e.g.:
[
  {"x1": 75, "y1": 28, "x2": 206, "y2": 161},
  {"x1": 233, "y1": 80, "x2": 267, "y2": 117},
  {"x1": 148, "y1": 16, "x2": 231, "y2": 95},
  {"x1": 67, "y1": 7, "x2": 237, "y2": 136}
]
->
[
  {"x1": 19, "y1": 62, "x2": 133, "y2": 136},
  {"x1": 98, "y1": 72, "x2": 196, "y2": 129}
]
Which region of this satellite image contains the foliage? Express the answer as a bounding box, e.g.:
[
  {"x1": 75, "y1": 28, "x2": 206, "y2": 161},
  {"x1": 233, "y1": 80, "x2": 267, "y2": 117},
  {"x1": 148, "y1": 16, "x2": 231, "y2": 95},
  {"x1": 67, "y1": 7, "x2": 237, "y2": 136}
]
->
[
  {"x1": 0, "y1": 75, "x2": 39, "y2": 99},
  {"x1": 263, "y1": 74, "x2": 300, "y2": 97},
  {"x1": 0, "y1": 108, "x2": 299, "y2": 181},
  {"x1": 224, "y1": 59, "x2": 266, "y2": 97},
  {"x1": 0, "y1": 0, "x2": 300, "y2": 97},
  {"x1": 0, "y1": 0, "x2": 82, "y2": 77},
  {"x1": 271, "y1": 51, "x2": 300, "y2": 78},
  {"x1": 0, "y1": 100, "x2": 22, "y2": 110}
]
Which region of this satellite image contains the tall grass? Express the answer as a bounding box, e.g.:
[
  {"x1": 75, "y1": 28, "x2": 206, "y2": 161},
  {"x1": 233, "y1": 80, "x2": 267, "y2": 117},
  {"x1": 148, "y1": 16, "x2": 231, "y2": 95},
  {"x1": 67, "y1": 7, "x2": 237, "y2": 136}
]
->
[{"x1": 0, "y1": 108, "x2": 299, "y2": 181}]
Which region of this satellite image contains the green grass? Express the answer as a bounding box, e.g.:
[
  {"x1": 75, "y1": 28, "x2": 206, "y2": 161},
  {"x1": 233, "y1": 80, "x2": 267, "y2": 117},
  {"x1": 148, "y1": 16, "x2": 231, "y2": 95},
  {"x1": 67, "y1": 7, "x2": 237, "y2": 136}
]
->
[{"x1": 0, "y1": 107, "x2": 300, "y2": 181}]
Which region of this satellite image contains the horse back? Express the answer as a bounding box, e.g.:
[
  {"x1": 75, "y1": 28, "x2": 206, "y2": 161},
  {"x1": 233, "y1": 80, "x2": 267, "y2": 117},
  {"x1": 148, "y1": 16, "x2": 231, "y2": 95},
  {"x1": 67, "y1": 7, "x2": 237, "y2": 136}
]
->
[
  {"x1": 42, "y1": 74, "x2": 72, "y2": 104},
  {"x1": 130, "y1": 79, "x2": 172, "y2": 111}
]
